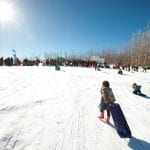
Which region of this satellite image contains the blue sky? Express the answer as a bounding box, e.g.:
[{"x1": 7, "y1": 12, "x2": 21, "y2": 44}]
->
[{"x1": 0, "y1": 0, "x2": 150, "y2": 58}]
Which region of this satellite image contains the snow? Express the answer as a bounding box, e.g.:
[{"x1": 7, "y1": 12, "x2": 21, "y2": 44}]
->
[{"x1": 0, "y1": 66, "x2": 150, "y2": 150}]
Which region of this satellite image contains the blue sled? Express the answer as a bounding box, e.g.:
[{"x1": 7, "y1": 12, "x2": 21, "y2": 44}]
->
[{"x1": 108, "y1": 103, "x2": 132, "y2": 138}]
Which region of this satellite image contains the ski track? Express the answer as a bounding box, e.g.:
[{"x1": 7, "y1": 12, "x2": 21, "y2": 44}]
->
[{"x1": 0, "y1": 66, "x2": 150, "y2": 150}]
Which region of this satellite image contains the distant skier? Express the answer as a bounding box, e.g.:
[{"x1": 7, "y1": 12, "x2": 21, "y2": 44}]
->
[{"x1": 98, "y1": 80, "x2": 116, "y2": 123}]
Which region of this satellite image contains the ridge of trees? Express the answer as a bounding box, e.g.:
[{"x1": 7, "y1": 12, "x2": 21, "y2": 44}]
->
[{"x1": 0, "y1": 23, "x2": 150, "y2": 67}]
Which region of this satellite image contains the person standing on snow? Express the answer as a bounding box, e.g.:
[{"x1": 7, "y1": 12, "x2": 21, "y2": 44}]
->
[{"x1": 98, "y1": 80, "x2": 116, "y2": 123}]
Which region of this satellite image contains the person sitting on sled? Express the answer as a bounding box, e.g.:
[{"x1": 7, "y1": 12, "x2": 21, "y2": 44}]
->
[
  {"x1": 132, "y1": 83, "x2": 142, "y2": 95},
  {"x1": 98, "y1": 80, "x2": 116, "y2": 123},
  {"x1": 132, "y1": 83, "x2": 147, "y2": 97}
]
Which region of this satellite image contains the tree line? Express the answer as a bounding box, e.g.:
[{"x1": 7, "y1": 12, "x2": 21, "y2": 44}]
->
[
  {"x1": 0, "y1": 23, "x2": 150, "y2": 67},
  {"x1": 102, "y1": 23, "x2": 150, "y2": 67}
]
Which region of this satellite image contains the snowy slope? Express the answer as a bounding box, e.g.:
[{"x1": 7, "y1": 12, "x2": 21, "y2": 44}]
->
[{"x1": 0, "y1": 66, "x2": 150, "y2": 150}]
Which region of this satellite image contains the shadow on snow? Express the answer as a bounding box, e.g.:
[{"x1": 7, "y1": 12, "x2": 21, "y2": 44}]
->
[{"x1": 128, "y1": 136, "x2": 150, "y2": 150}]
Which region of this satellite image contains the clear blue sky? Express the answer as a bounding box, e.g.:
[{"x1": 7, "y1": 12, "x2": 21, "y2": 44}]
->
[{"x1": 0, "y1": 0, "x2": 150, "y2": 58}]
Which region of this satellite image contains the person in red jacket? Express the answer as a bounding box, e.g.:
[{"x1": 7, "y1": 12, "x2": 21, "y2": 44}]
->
[{"x1": 98, "y1": 80, "x2": 116, "y2": 123}]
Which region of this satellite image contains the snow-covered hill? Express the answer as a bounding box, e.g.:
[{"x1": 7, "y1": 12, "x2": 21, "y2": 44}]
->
[{"x1": 0, "y1": 66, "x2": 150, "y2": 150}]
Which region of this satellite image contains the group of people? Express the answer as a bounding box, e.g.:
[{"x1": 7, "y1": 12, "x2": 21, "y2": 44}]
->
[{"x1": 98, "y1": 80, "x2": 145, "y2": 123}]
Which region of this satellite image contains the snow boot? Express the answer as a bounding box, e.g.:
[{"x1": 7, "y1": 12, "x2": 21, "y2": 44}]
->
[
  {"x1": 98, "y1": 112, "x2": 104, "y2": 119},
  {"x1": 105, "y1": 116, "x2": 110, "y2": 123}
]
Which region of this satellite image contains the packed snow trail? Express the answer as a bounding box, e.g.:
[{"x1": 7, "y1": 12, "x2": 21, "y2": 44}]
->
[{"x1": 0, "y1": 66, "x2": 150, "y2": 150}]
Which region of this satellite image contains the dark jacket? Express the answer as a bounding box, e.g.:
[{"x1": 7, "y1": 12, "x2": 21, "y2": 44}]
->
[{"x1": 132, "y1": 84, "x2": 141, "y2": 92}]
